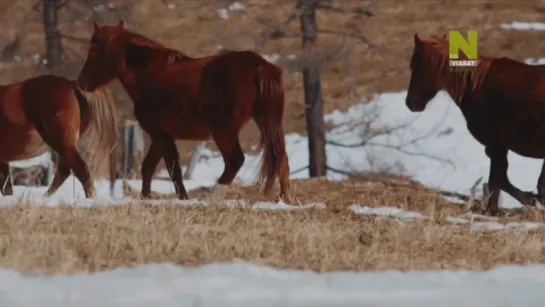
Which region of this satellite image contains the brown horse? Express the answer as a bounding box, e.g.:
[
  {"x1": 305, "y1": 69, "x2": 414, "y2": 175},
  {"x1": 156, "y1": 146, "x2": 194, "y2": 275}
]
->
[
  {"x1": 0, "y1": 74, "x2": 118, "y2": 198},
  {"x1": 406, "y1": 33, "x2": 545, "y2": 215},
  {"x1": 76, "y1": 21, "x2": 292, "y2": 202}
]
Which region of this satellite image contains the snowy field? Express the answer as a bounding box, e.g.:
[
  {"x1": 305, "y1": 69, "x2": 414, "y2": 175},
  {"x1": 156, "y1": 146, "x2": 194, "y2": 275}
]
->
[
  {"x1": 2, "y1": 22, "x2": 545, "y2": 305},
  {"x1": 2, "y1": 262, "x2": 545, "y2": 307}
]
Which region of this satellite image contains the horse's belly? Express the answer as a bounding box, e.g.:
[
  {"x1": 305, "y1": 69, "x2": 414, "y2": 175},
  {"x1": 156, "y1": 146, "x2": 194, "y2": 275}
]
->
[
  {"x1": 0, "y1": 129, "x2": 49, "y2": 162},
  {"x1": 162, "y1": 117, "x2": 212, "y2": 141},
  {"x1": 497, "y1": 123, "x2": 545, "y2": 158}
]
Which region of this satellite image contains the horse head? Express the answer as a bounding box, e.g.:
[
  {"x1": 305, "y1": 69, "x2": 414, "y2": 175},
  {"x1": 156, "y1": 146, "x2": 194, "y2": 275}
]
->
[
  {"x1": 77, "y1": 20, "x2": 125, "y2": 92},
  {"x1": 405, "y1": 33, "x2": 446, "y2": 112}
]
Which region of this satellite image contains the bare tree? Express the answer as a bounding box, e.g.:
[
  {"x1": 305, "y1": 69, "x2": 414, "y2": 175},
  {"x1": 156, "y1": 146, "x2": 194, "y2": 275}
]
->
[
  {"x1": 42, "y1": 0, "x2": 66, "y2": 68},
  {"x1": 299, "y1": 0, "x2": 326, "y2": 176},
  {"x1": 42, "y1": 0, "x2": 70, "y2": 176}
]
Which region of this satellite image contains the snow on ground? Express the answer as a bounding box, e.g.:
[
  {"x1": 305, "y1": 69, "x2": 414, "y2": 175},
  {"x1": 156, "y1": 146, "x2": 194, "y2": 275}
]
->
[
  {"x1": 500, "y1": 22, "x2": 545, "y2": 30},
  {"x1": 349, "y1": 205, "x2": 545, "y2": 231},
  {"x1": 217, "y1": 1, "x2": 246, "y2": 20},
  {"x1": 2, "y1": 262, "x2": 545, "y2": 306}
]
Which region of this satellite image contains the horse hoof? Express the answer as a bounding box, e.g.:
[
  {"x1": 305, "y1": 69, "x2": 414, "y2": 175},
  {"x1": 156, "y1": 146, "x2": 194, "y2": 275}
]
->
[{"x1": 280, "y1": 194, "x2": 295, "y2": 204}]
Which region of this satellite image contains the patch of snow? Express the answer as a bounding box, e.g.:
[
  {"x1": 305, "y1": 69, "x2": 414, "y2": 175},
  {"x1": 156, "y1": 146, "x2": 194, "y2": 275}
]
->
[
  {"x1": 525, "y1": 58, "x2": 545, "y2": 65},
  {"x1": 217, "y1": 8, "x2": 229, "y2": 19},
  {"x1": 125, "y1": 178, "x2": 217, "y2": 194},
  {"x1": 228, "y1": 1, "x2": 246, "y2": 11},
  {"x1": 252, "y1": 201, "x2": 326, "y2": 211},
  {"x1": 500, "y1": 22, "x2": 545, "y2": 31},
  {"x1": 262, "y1": 53, "x2": 281, "y2": 64},
  {"x1": 4, "y1": 262, "x2": 545, "y2": 306},
  {"x1": 350, "y1": 205, "x2": 545, "y2": 231},
  {"x1": 217, "y1": 1, "x2": 246, "y2": 20},
  {"x1": 9, "y1": 152, "x2": 51, "y2": 168},
  {"x1": 350, "y1": 205, "x2": 427, "y2": 220}
]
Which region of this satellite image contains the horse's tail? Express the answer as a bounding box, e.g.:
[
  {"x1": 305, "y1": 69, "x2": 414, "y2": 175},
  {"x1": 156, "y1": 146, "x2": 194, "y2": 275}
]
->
[
  {"x1": 253, "y1": 62, "x2": 288, "y2": 195},
  {"x1": 74, "y1": 85, "x2": 118, "y2": 188}
]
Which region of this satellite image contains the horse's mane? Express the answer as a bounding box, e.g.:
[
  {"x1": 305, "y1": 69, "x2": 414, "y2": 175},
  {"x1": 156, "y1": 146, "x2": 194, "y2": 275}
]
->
[
  {"x1": 419, "y1": 35, "x2": 491, "y2": 102},
  {"x1": 105, "y1": 26, "x2": 192, "y2": 63}
]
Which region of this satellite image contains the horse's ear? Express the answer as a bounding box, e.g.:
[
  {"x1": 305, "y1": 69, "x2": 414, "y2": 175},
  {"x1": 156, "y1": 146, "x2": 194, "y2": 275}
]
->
[
  {"x1": 414, "y1": 33, "x2": 421, "y2": 45},
  {"x1": 117, "y1": 20, "x2": 124, "y2": 29},
  {"x1": 92, "y1": 21, "x2": 100, "y2": 33}
]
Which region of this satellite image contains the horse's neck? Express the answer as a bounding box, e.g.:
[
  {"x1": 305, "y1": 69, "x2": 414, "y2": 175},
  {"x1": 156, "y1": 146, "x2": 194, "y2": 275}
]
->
[
  {"x1": 113, "y1": 62, "x2": 144, "y2": 103},
  {"x1": 442, "y1": 60, "x2": 490, "y2": 108}
]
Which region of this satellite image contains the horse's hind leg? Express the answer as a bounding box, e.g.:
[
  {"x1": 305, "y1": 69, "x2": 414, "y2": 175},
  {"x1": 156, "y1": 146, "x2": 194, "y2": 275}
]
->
[
  {"x1": 152, "y1": 132, "x2": 188, "y2": 200},
  {"x1": 44, "y1": 157, "x2": 71, "y2": 197},
  {"x1": 212, "y1": 129, "x2": 245, "y2": 186},
  {"x1": 536, "y1": 160, "x2": 545, "y2": 197},
  {"x1": 57, "y1": 145, "x2": 95, "y2": 198},
  {"x1": 485, "y1": 147, "x2": 536, "y2": 214},
  {"x1": 140, "y1": 141, "x2": 162, "y2": 199},
  {"x1": 0, "y1": 162, "x2": 13, "y2": 196}
]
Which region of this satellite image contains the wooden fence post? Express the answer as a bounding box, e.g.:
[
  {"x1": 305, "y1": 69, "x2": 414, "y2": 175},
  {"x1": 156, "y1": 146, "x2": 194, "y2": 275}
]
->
[
  {"x1": 47, "y1": 151, "x2": 55, "y2": 186},
  {"x1": 184, "y1": 142, "x2": 206, "y2": 179},
  {"x1": 122, "y1": 120, "x2": 145, "y2": 178}
]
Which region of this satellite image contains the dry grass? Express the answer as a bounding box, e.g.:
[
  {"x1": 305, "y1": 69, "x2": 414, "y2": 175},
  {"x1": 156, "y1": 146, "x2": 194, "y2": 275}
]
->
[{"x1": 2, "y1": 178, "x2": 545, "y2": 276}]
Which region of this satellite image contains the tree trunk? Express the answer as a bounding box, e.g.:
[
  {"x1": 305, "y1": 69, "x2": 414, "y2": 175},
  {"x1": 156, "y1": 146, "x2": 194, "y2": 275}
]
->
[
  {"x1": 299, "y1": 0, "x2": 327, "y2": 177},
  {"x1": 42, "y1": 0, "x2": 63, "y2": 174},
  {"x1": 42, "y1": 0, "x2": 62, "y2": 68}
]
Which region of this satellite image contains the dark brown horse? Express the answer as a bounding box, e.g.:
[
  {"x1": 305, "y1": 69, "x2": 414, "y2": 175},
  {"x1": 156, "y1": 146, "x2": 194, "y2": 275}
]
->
[
  {"x1": 76, "y1": 21, "x2": 292, "y2": 202},
  {"x1": 0, "y1": 74, "x2": 118, "y2": 198},
  {"x1": 406, "y1": 33, "x2": 545, "y2": 215}
]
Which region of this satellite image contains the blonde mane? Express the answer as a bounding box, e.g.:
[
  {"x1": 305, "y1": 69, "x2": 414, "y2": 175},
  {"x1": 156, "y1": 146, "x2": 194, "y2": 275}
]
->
[{"x1": 419, "y1": 35, "x2": 490, "y2": 103}]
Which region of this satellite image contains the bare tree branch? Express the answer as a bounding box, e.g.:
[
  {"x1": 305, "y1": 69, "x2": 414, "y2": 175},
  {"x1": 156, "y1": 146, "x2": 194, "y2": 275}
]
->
[
  {"x1": 316, "y1": 3, "x2": 373, "y2": 16},
  {"x1": 317, "y1": 29, "x2": 389, "y2": 53},
  {"x1": 61, "y1": 33, "x2": 89, "y2": 44},
  {"x1": 290, "y1": 165, "x2": 309, "y2": 175}
]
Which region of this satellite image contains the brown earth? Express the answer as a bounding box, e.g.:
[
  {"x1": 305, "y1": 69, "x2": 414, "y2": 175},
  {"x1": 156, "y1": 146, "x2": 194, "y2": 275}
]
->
[{"x1": 1, "y1": 0, "x2": 545, "y2": 163}]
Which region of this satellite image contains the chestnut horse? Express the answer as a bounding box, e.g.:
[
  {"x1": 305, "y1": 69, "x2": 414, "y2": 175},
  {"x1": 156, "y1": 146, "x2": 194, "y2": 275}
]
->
[
  {"x1": 406, "y1": 33, "x2": 545, "y2": 215},
  {"x1": 0, "y1": 74, "x2": 118, "y2": 198},
  {"x1": 77, "y1": 21, "x2": 292, "y2": 202}
]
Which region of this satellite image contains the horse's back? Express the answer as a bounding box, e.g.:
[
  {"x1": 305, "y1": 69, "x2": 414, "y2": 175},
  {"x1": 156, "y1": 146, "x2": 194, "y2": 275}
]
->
[
  {"x1": 0, "y1": 74, "x2": 76, "y2": 162},
  {"x1": 468, "y1": 58, "x2": 545, "y2": 157}
]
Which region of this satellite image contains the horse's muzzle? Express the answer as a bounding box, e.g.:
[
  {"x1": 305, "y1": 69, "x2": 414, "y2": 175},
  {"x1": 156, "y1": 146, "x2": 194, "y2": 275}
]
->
[{"x1": 405, "y1": 99, "x2": 425, "y2": 112}]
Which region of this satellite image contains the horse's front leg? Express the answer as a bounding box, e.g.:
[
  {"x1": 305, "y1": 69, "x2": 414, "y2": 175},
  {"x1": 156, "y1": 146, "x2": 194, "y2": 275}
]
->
[
  {"x1": 485, "y1": 147, "x2": 536, "y2": 214},
  {"x1": 531, "y1": 160, "x2": 545, "y2": 207}
]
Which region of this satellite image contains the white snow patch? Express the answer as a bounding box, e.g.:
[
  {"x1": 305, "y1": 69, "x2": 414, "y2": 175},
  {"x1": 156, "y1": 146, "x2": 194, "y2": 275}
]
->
[
  {"x1": 350, "y1": 205, "x2": 427, "y2": 220},
  {"x1": 351, "y1": 205, "x2": 545, "y2": 231},
  {"x1": 217, "y1": 1, "x2": 246, "y2": 20},
  {"x1": 252, "y1": 201, "x2": 326, "y2": 211},
  {"x1": 262, "y1": 53, "x2": 281, "y2": 63},
  {"x1": 9, "y1": 152, "x2": 51, "y2": 168},
  {"x1": 500, "y1": 22, "x2": 545, "y2": 30},
  {"x1": 3, "y1": 262, "x2": 545, "y2": 306}
]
